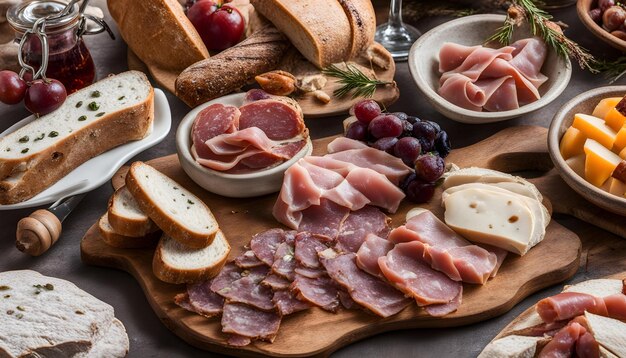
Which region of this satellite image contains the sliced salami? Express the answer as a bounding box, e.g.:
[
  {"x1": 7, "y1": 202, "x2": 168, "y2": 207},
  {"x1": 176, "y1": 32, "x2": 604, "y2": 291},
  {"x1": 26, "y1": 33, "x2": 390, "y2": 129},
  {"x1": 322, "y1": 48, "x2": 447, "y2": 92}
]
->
[
  {"x1": 221, "y1": 302, "x2": 281, "y2": 342},
  {"x1": 239, "y1": 98, "x2": 305, "y2": 140}
]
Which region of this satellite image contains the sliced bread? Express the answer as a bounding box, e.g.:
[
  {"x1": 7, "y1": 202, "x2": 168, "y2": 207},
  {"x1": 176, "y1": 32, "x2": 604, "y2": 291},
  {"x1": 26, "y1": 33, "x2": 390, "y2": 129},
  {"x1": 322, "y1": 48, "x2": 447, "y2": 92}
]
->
[
  {"x1": 125, "y1": 161, "x2": 220, "y2": 248},
  {"x1": 98, "y1": 214, "x2": 161, "y2": 249},
  {"x1": 75, "y1": 318, "x2": 129, "y2": 358},
  {"x1": 0, "y1": 270, "x2": 128, "y2": 358},
  {"x1": 337, "y1": 0, "x2": 376, "y2": 58},
  {"x1": 153, "y1": 231, "x2": 231, "y2": 284},
  {"x1": 585, "y1": 312, "x2": 626, "y2": 357},
  {"x1": 0, "y1": 71, "x2": 154, "y2": 204},
  {"x1": 107, "y1": 186, "x2": 159, "y2": 237}
]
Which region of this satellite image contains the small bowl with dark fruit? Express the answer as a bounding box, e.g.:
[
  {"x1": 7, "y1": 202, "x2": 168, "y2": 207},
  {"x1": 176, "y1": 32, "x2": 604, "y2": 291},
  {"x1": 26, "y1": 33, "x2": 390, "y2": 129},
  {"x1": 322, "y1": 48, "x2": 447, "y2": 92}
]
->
[
  {"x1": 578, "y1": 0, "x2": 626, "y2": 52},
  {"x1": 408, "y1": 14, "x2": 571, "y2": 124},
  {"x1": 345, "y1": 99, "x2": 450, "y2": 204}
]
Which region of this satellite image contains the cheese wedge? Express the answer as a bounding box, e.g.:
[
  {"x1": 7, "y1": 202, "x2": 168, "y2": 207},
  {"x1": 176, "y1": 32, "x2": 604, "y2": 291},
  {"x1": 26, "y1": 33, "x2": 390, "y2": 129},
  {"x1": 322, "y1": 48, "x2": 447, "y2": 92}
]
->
[
  {"x1": 592, "y1": 97, "x2": 621, "y2": 119},
  {"x1": 604, "y1": 107, "x2": 626, "y2": 132},
  {"x1": 620, "y1": 146, "x2": 626, "y2": 159},
  {"x1": 572, "y1": 113, "x2": 618, "y2": 149},
  {"x1": 585, "y1": 312, "x2": 626, "y2": 357},
  {"x1": 442, "y1": 167, "x2": 543, "y2": 202},
  {"x1": 584, "y1": 139, "x2": 622, "y2": 187},
  {"x1": 443, "y1": 188, "x2": 536, "y2": 255},
  {"x1": 613, "y1": 126, "x2": 626, "y2": 152},
  {"x1": 560, "y1": 126, "x2": 587, "y2": 160},
  {"x1": 565, "y1": 154, "x2": 585, "y2": 178},
  {"x1": 608, "y1": 178, "x2": 626, "y2": 197}
]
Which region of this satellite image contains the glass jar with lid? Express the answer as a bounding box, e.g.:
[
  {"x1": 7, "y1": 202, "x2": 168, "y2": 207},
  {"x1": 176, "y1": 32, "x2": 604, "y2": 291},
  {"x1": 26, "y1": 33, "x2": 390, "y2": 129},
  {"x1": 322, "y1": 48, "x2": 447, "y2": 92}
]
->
[{"x1": 7, "y1": 0, "x2": 113, "y2": 93}]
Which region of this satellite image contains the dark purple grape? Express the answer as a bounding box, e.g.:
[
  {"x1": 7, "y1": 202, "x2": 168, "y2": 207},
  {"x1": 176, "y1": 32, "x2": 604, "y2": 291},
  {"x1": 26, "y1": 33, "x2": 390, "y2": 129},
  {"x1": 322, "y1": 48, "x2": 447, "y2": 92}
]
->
[
  {"x1": 418, "y1": 138, "x2": 435, "y2": 152},
  {"x1": 391, "y1": 112, "x2": 408, "y2": 121},
  {"x1": 415, "y1": 153, "x2": 445, "y2": 182},
  {"x1": 412, "y1": 121, "x2": 438, "y2": 142},
  {"x1": 24, "y1": 79, "x2": 66, "y2": 116},
  {"x1": 434, "y1": 131, "x2": 452, "y2": 158},
  {"x1": 400, "y1": 120, "x2": 413, "y2": 137},
  {"x1": 425, "y1": 120, "x2": 441, "y2": 133},
  {"x1": 372, "y1": 137, "x2": 398, "y2": 154},
  {"x1": 590, "y1": 8, "x2": 603, "y2": 23},
  {"x1": 406, "y1": 116, "x2": 420, "y2": 124},
  {"x1": 599, "y1": 0, "x2": 615, "y2": 11},
  {"x1": 369, "y1": 114, "x2": 403, "y2": 138},
  {"x1": 394, "y1": 137, "x2": 421, "y2": 166},
  {"x1": 405, "y1": 179, "x2": 436, "y2": 204},
  {"x1": 400, "y1": 172, "x2": 416, "y2": 192},
  {"x1": 353, "y1": 99, "x2": 381, "y2": 124},
  {"x1": 345, "y1": 121, "x2": 368, "y2": 141}
]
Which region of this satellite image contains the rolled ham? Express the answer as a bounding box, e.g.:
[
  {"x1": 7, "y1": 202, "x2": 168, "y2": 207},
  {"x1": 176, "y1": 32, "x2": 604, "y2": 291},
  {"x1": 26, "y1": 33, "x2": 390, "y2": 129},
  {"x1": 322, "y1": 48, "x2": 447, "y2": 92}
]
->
[{"x1": 537, "y1": 291, "x2": 626, "y2": 323}]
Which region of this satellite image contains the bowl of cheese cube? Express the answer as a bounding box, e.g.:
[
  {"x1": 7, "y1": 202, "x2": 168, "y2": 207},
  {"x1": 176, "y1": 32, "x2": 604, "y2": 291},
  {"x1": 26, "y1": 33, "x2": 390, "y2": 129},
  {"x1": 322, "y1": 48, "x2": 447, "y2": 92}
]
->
[{"x1": 548, "y1": 86, "x2": 626, "y2": 215}]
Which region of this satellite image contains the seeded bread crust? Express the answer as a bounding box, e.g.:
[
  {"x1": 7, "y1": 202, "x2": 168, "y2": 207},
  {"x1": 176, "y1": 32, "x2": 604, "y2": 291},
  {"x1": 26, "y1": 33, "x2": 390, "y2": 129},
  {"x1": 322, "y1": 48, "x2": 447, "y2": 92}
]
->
[
  {"x1": 0, "y1": 72, "x2": 154, "y2": 204},
  {"x1": 152, "y1": 232, "x2": 230, "y2": 284},
  {"x1": 107, "y1": 186, "x2": 160, "y2": 237},
  {"x1": 125, "y1": 162, "x2": 219, "y2": 249},
  {"x1": 98, "y1": 214, "x2": 161, "y2": 249}
]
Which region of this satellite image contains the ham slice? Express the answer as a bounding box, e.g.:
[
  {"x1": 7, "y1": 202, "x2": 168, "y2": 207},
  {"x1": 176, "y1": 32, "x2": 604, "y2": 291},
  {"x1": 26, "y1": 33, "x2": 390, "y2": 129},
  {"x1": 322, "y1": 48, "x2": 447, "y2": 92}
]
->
[
  {"x1": 271, "y1": 241, "x2": 297, "y2": 281},
  {"x1": 214, "y1": 266, "x2": 275, "y2": 311},
  {"x1": 335, "y1": 205, "x2": 391, "y2": 253},
  {"x1": 425, "y1": 286, "x2": 463, "y2": 317},
  {"x1": 319, "y1": 249, "x2": 411, "y2": 317},
  {"x1": 184, "y1": 281, "x2": 225, "y2": 318},
  {"x1": 326, "y1": 137, "x2": 369, "y2": 153},
  {"x1": 356, "y1": 234, "x2": 394, "y2": 276},
  {"x1": 297, "y1": 199, "x2": 351, "y2": 239},
  {"x1": 221, "y1": 302, "x2": 281, "y2": 342},
  {"x1": 250, "y1": 228, "x2": 296, "y2": 266},
  {"x1": 234, "y1": 250, "x2": 265, "y2": 268},
  {"x1": 324, "y1": 147, "x2": 411, "y2": 186},
  {"x1": 537, "y1": 322, "x2": 587, "y2": 358},
  {"x1": 291, "y1": 274, "x2": 340, "y2": 312},
  {"x1": 294, "y1": 232, "x2": 333, "y2": 269},
  {"x1": 536, "y1": 291, "x2": 626, "y2": 323},
  {"x1": 379, "y1": 242, "x2": 462, "y2": 307}
]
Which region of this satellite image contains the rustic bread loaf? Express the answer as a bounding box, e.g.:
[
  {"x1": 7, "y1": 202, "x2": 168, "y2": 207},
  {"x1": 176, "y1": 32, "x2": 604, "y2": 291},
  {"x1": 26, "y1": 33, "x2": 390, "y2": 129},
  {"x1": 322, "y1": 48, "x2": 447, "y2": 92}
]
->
[
  {"x1": 125, "y1": 161, "x2": 220, "y2": 248},
  {"x1": 0, "y1": 71, "x2": 154, "y2": 204},
  {"x1": 98, "y1": 213, "x2": 161, "y2": 249},
  {"x1": 0, "y1": 270, "x2": 128, "y2": 358},
  {"x1": 175, "y1": 25, "x2": 290, "y2": 107},
  {"x1": 107, "y1": 186, "x2": 159, "y2": 237},
  {"x1": 153, "y1": 231, "x2": 230, "y2": 284},
  {"x1": 337, "y1": 0, "x2": 376, "y2": 58},
  {"x1": 251, "y1": 0, "x2": 353, "y2": 68},
  {"x1": 107, "y1": 0, "x2": 209, "y2": 72}
]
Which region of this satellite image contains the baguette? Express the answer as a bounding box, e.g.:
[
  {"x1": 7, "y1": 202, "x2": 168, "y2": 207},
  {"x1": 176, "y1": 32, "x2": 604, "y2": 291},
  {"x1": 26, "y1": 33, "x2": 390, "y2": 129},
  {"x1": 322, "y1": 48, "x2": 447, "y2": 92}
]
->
[
  {"x1": 107, "y1": 186, "x2": 159, "y2": 237},
  {"x1": 98, "y1": 214, "x2": 161, "y2": 249},
  {"x1": 107, "y1": 0, "x2": 209, "y2": 72},
  {"x1": 175, "y1": 25, "x2": 291, "y2": 107},
  {"x1": 153, "y1": 231, "x2": 230, "y2": 284},
  {"x1": 0, "y1": 71, "x2": 154, "y2": 204},
  {"x1": 125, "y1": 161, "x2": 220, "y2": 248},
  {"x1": 251, "y1": 0, "x2": 353, "y2": 68}
]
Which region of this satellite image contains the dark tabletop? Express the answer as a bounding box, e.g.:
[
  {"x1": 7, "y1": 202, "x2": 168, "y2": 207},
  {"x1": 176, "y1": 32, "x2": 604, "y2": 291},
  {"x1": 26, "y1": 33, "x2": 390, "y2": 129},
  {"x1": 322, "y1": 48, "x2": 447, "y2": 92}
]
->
[{"x1": 0, "y1": 1, "x2": 624, "y2": 357}]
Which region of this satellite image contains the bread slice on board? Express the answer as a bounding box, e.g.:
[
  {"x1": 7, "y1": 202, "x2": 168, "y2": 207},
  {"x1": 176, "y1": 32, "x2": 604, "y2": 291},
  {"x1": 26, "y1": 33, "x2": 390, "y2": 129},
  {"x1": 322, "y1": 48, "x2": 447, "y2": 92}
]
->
[
  {"x1": 125, "y1": 161, "x2": 219, "y2": 248},
  {"x1": 337, "y1": 0, "x2": 376, "y2": 58},
  {"x1": 75, "y1": 318, "x2": 129, "y2": 358},
  {"x1": 251, "y1": 0, "x2": 353, "y2": 68},
  {"x1": 153, "y1": 231, "x2": 231, "y2": 284},
  {"x1": 107, "y1": 0, "x2": 209, "y2": 72},
  {"x1": 98, "y1": 213, "x2": 161, "y2": 249},
  {"x1": 0, "y1": 270, "x2": 128, "y2": 358},
  {"x1": 0, "y1": 71, "x2": 154, "y2": 204},
  {"x1": 108, "y1": 186, "x2": 159, "y2": 237}
]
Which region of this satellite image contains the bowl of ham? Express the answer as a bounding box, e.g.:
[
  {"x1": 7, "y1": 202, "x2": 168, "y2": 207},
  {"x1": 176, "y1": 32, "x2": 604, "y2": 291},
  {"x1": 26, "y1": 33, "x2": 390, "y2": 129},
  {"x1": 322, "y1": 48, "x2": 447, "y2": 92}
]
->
[
  {"x1": 176, "y1": 91, "x2": 312, "y2": 198},
  {"x1": 408, "y1": 14, "x2": 571, "y2": 124}
]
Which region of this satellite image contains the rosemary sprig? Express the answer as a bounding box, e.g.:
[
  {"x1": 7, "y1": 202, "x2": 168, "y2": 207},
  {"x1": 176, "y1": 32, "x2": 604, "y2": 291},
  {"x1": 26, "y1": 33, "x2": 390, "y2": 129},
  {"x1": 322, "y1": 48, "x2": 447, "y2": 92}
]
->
[
  {"x1": 322, "y1": 63, "x2": 393, "y2": 99},
  {"x1": 486, "y1": 0, "x2": 597, "y2": 72},
  {"x1": 593, "y1": 57, "x2": 626, "y2": 83}
]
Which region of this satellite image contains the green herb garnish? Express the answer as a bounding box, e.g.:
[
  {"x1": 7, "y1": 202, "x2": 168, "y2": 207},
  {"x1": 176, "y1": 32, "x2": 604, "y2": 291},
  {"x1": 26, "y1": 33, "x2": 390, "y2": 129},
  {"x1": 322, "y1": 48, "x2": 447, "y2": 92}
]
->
[
  {"x1": 16, "y1": 306, "x2": 24, "y2": 311},
  {"x1": 118, "y1": 96, "x2": 125, "y2": 100},
  {"x1": 95, "y1": 112, "x2": 105, "y2": 117},
  {"x1": 78, "y1": 115, "x2": 87, "y2": 121},
  {"x1": 34, "y1": 133, "x2": 44, "y2": 141},
  {"x1": 3, "y1": 295, "x2": 9, "y2": 298},
  {"x1": 18, "y1": 136, "x2": 29, "y2": 143},
  {"x1": 21, "y1": 148, "x2": 29, "y2": 154},
  {"x1": 91, "y1": 91, "x2": 101, "y2": 98},
  {"x1": 16, "y1": 313, "x2": 23, "y2": 319},
  {"x1": 49, "y1": 131, "x2": 59, "y2": 138},
  {"x1": 322, "y1": 63, "x2": 393, "y2": 99},
  {"x1": 76, "y1": 101, "x2": 83, "y2": 108},
  {"x1": 88, "y1": 102, "x2": 99, "y2": 111},
  {"x1": 0, "y1": 286, "x2": 10, "y2": 291},
  {"x1": 75, "y1": 310, "x2": 84, "y2": 315}
]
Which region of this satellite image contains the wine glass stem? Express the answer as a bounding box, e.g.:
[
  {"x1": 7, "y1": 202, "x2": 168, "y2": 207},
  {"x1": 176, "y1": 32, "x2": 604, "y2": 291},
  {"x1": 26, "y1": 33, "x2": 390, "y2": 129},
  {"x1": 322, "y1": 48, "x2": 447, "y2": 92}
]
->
[{"x1": 388, "y1": 0, "x2": 403, "y2": 27}]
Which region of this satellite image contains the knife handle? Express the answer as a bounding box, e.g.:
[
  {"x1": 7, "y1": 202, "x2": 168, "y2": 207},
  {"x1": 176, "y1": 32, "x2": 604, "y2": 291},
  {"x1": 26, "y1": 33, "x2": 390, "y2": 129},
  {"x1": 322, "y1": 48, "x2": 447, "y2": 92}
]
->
[{"x1": 16, "y1": 209, "x2": 62, "y2": 256}]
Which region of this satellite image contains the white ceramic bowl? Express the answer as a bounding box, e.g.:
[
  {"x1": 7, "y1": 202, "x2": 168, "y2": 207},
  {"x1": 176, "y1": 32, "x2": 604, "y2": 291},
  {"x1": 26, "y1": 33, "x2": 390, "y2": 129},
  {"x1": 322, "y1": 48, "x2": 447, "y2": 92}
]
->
[
  {"x1": 176, "y1": 93, "x2": 312, "y2": 198},
  {"x1": 408, "y1": 14, "x2": 572, "y2": 124},
  {"x1": 548, "y1": 86, "x2": 626, "y2": 216}
]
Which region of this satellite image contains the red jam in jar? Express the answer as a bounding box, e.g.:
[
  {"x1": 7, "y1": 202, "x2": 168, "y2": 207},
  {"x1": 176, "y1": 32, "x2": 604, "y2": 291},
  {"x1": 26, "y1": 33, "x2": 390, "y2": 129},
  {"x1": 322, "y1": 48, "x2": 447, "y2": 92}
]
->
[{"x1": 8, "y1": 0, "x2": 97, "y2": 93}]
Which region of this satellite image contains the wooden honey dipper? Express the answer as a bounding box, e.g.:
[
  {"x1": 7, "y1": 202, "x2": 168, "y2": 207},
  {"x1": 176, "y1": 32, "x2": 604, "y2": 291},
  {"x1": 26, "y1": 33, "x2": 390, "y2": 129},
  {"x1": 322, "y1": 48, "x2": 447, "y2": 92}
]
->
[{"x1": 16, "y1": 194, "x2": 86, "y2": 256}]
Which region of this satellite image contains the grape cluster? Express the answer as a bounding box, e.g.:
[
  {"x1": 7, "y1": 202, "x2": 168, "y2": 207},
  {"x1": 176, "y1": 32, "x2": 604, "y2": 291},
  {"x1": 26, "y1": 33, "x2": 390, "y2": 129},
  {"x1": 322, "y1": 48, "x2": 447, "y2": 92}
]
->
[
  {"x1": 589, "y1": 0, "x2": 626, "y2": 40},
  {"x1": 346, "y1": 99, "x2": 451, "y2": 204},
  {"x1": 0, "y1": 70, "x2": 67, "y2": 116}
]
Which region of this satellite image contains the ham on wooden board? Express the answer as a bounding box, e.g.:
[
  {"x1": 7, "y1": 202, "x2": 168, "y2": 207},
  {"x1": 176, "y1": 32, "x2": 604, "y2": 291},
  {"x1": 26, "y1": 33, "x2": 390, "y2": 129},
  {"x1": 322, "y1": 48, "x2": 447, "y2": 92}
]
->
[
  {"x1": 191, "y1": 90, "x2": 309, "y2": 173},
  {"x1": 438, "y1": 38, "x2": 547, "y2": 112}
]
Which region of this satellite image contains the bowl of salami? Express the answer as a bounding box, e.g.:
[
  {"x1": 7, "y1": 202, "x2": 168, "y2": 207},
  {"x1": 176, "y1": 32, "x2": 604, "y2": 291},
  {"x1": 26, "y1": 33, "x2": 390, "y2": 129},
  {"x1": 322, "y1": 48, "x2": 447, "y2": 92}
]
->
[
  {"x1": 176, "y1": 91, "x2": 312, "y2": 198},
  {"x1": 408, "y1": 14, "x2": 572, "y2": 124}
]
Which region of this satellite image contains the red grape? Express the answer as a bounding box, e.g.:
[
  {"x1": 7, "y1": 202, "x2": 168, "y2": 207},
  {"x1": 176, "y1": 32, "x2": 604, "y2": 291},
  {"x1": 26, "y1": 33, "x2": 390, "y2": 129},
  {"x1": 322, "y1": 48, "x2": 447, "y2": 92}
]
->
[
  {"x1": 368, "y1": 114, "x2": 403, "y2": 138},
  {"x1": 434, "y1": 131, "x2": 451, "y2": 158},
  {"x1": 414, "y1": 153, "x2": 445, "y2": 182},
  {"x1": 400, "y1": 120, "x2": 413, "y2": 137},
  {"x1": 0, "y1": 70, "x2": 27, "y2": 104},
  {"x1": 400, "y1": 172, "x2": 416, "y2": 192},
  {"x1": 603, "y1": 6, "x2": 626, "y2": 32},
  {"x1": 24, "y1": 79, "x2": 67, "y2": 116},
  {"x1": 394, "y1": 137, "x2": 421, "y2": 166},
  {"x1": 412, "y1": 121, "x2": 438, "y2": 142},
  {"x1": 405, "y1": 178, "x2": 436, "y2": 204},
  {"x1": 205, "y1": 5, "x2": 245, "y2": 50},
  {"x1": 372, "y1": 137, "x2": 398, "y2": 154},
  {"x1": 345, "y1": 121, "x2": 368, "y2": 141},
  {"x1": 353, "y1": 100, "x2": 381, "y2": 124},
  {"x1": 590, "y1": 8, "x2": 603, "y2": 23},
  {"x1": 188, "y1": 0, "x2": 218, "y2": 28},
  {"x1": 599, "y1": 0, "x2": 615, "y2": 11}
]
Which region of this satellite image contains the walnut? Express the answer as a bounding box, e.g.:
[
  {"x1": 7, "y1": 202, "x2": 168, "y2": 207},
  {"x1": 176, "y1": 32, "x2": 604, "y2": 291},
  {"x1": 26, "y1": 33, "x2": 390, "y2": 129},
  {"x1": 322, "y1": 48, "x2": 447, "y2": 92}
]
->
[
  {"x1": 366, "y1": 45, "x2": 392, "y2": 70},
  {"x1": 255, "y1": 70, "x2": 296, "y2": 96},
  {"x1": 312, "y1": 90, "x2": 330, "y2": 104},
  {"x1": 297, "y1": 74, "x2": 327, "y2": 92}
]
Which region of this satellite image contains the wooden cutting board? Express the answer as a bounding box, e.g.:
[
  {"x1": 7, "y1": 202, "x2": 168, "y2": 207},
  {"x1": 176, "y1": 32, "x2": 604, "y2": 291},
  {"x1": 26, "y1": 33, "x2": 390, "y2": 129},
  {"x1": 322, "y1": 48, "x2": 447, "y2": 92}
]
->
[{"x1": 81, "y1": 125, "x2": 583, "y2": 357}]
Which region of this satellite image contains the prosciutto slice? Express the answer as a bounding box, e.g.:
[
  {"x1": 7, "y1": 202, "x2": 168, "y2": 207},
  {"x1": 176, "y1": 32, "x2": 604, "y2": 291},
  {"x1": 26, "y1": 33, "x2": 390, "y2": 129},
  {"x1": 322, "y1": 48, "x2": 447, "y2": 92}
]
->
[
  {"x1": 537, "y1": 322, "x2": 588, "y2": 358},
  {"x1": 221, "y1": 302, "x2": 281, "y2": 343},
  {"x1": 326, "y1": 137, "x2": 369, "y2": 153},
  {"x1": 192, "y1": 103, "x2": 240, "y2": 159},
  {"x1": 438, "y1": 38, "x2": 548, "y2": 112},
  {"x1": 319, "y1": 249, "x2": 411, "y2": 317},
  {"x1": 324, "y1": 147, "x2": 411, "y2": 186},
  {"x1": 536, "y1": 291, "x2": 626, "y2": 323}
]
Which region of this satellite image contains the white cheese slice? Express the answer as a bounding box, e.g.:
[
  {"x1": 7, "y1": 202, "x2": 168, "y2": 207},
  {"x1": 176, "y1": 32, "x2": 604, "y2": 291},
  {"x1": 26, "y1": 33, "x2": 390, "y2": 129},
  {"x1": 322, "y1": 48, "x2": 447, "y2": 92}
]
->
[
  {"x1": 443, "y1": 188, "x2": 536, "y2": 255},
  {"x1": 442, "y1": 167, "x2": 543, "y2": 202},
  {"x1": 585, "y1": 312, "x2": 626, "y2": 358}
]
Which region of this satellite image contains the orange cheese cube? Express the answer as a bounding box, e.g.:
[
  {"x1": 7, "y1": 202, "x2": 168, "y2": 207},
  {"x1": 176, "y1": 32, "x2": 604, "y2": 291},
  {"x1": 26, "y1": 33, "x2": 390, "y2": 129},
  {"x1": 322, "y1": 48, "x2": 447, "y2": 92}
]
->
[
  {"x1": 604, "y1": 107, "x2": 626, "y2": 132},
  {"x1": 592, "y1": 97, "x2": 622, "y2": 119},
  {"x1": 608, "y1": 178, "x2": 626, "y2": 197},
  {"x1": 614, "y1": 126, "x2": 626, "y2": 152},
  {"x1": 584, "y1": 139, "x2": 623, "y2": 187},
  {"x1": 560, "y1": 126, "x2": 587, "y2": 160},
  {"x1": 565, "y1": 154, "x2": 586, "y2": 178},
  {"x1": 572, "y1": 113, "x2": 617, "y2": 149},
  {"x1": 620, "y1": 146, "x2": 626, "y2": 159}
]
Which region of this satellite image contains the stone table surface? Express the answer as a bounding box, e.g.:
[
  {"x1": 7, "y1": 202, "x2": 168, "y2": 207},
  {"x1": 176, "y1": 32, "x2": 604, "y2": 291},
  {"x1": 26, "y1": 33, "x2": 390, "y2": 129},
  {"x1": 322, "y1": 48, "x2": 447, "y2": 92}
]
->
[{"x1": 0, "y1": 1, "x2": 624, "y2": 357}]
